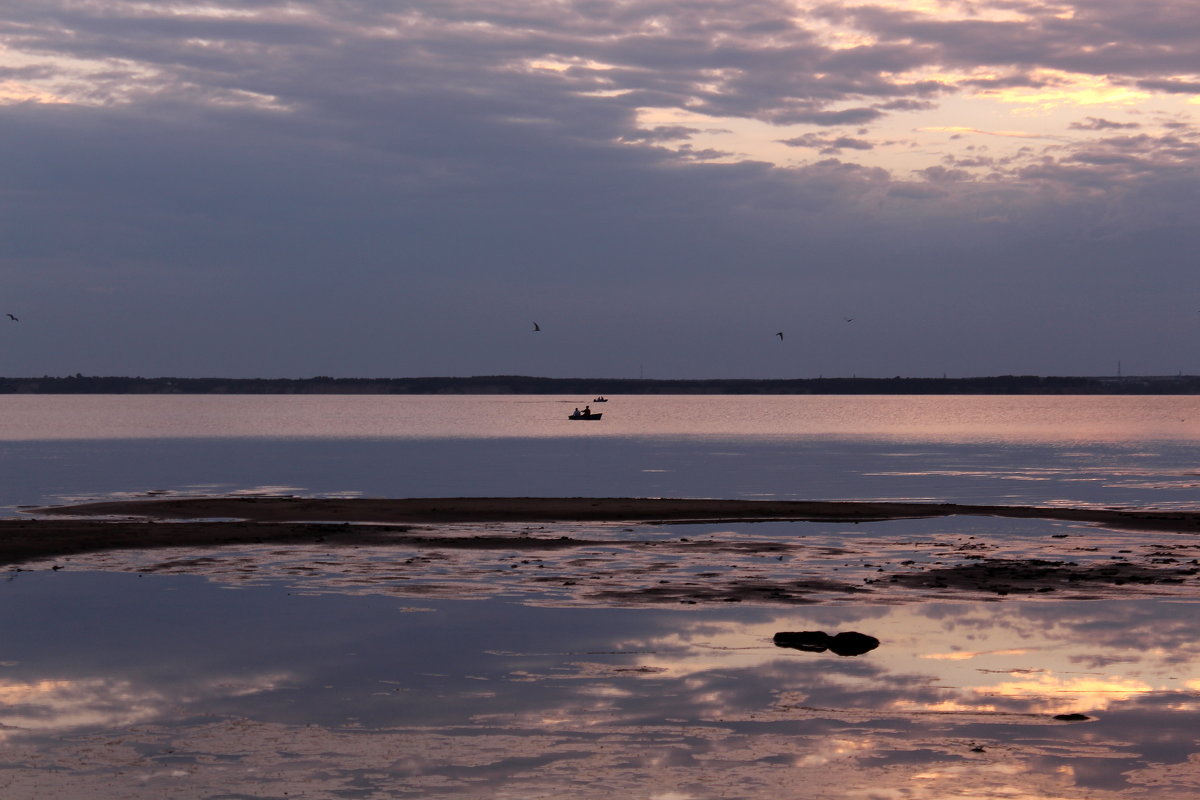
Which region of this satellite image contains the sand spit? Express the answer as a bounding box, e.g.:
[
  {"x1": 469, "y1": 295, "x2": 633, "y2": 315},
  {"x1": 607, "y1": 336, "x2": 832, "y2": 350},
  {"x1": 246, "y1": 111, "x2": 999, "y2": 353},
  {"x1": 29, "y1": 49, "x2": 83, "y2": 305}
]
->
[{"x1": 26, "y1": 495, "x2": 1200, "y2": 530}]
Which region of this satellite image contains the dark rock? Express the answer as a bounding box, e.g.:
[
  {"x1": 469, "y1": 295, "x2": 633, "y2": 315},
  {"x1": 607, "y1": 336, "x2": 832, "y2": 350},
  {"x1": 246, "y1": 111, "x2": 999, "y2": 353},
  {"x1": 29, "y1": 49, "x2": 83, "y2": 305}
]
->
[
  {"x1": 773, "y1": 630, "x2": 880, "y2": 656},
  {"x1": 773, "y1": 631, "x2": 832, "y2": 652},
  {"x1": 828, "y1": 631, "x2": 880, "y2": 656}
]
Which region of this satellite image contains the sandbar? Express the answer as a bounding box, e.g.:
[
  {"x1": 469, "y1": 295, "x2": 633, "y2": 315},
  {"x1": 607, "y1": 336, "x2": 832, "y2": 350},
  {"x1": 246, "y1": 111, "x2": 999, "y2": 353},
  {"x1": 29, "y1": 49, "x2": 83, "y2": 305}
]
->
[
  {"x1": 26, "y1": 495, "x2": 1200, "y2": 530},
  {"x1": 5, "y1": 498, "x2": 1200, "y2": 585}
]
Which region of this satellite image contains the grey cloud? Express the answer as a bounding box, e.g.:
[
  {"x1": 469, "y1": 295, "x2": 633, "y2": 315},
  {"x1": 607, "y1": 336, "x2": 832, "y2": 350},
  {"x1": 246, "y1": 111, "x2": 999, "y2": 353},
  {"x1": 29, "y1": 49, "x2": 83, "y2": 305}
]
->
[
  {"x1": 1137, "y1": 78, "x2": 1200, "y2": 94},
  {"x1": 919, "y1": 165, "x2": 970, "y2": 183},
  {"x1": 942, "y1": 155, "x2": 1002, "y2": 169},
  {"x1": 886, "y1": 183, "x2": 948, "y2": 199},
  {"x1": 876, "y1": 98, "x2": 937, "y2": 112},
  {"x1": 776, "y1": 107, "x2": 885, "y2": 126},
  {"x1": 959, "y1": 73, "x2": 1054, "y2": 90},
  {"x1": 1067, "y1": 132, "x2": 1200, "y2": 169},
  {"x1": 778, "y1": 133, "x2": 875, "y2": 153},
  {"x1": 3, "y1": 0, "x2": 1197, "y2": 140},
  {"x1": 1070, "y1": 151, "x2": 1147, "y2": 167},
  {"x1": 0, "y1": 0, "x2": 935, "y2": 135},
  {"x1": 0, "y1": 64, "x2": 57, "y2": 80},
  {"x1": 1018, "y1": 160, "x2": 1142, "y2": 189},
  {"x1": 823, "y1": 0, "x2": 1200, "y2": 78},
  {"x1": 673, "y1": 144, "x2": 735, "y2": 161},
  {"x1": 620, "y1": 125, "x2": 703, "y2": 143},
  {"x1": 1069, "y1": 117, "x2": 1141, "y2": 131}
]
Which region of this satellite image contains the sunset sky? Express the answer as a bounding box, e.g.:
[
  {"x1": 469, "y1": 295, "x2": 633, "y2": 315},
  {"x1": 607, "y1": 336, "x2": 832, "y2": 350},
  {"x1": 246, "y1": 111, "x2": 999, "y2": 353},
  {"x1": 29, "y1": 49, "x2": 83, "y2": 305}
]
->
[{"x1": 2, "y1": 0, "x2": 1199, "y2": 379}]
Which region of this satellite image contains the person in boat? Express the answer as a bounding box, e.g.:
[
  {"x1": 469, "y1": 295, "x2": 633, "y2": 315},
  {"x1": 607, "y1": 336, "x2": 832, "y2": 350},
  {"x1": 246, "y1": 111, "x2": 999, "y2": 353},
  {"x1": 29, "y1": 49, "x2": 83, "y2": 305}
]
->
[
  {"x1": 573, "y1": 408, "x2": 580, "y2": 416},
  {"x1": 583, "y1": 405, "x2": 591, "y2": 415}
]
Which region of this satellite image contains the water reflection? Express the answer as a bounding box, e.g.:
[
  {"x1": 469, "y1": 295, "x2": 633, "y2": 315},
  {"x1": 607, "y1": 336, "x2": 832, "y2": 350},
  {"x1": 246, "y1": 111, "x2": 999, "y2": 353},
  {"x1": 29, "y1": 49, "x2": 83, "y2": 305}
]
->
[
  {"x1": 4, "y1": 571, "x2": 1200, "y2": 797},
  {"x1": 3, "y1": 395, "x2": 1200, "y2": 443},
  {"x1": 8, "y1": 433, "x2": 1200, "y2": 520},
  {"x1": 6, "y1": 395, "x2": 1200, "y2": 795}
]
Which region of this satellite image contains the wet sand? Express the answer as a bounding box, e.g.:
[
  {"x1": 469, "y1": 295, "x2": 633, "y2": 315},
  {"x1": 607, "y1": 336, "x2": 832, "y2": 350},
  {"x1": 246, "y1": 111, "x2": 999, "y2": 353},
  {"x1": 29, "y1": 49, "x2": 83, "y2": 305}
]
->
[
  {"x1": 7, "y1": 497, "x2": 1200, "y2": 605},
  {"x1": 27, "y1": 495, "x2": 1200, "y2": 530}
]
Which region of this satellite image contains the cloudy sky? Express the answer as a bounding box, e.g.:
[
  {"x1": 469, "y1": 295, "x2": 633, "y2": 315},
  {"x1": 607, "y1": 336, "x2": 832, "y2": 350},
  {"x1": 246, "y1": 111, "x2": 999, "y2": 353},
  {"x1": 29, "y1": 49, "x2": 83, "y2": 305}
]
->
[{"x1": 2, "y1": 0, "x2": 1199, "y2": 379}]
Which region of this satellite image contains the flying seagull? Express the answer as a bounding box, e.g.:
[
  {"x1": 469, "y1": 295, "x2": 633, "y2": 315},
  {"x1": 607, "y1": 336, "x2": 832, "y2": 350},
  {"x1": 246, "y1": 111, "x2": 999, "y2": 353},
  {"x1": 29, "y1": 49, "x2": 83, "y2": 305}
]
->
[
  {"x1": 5, "y1": 314, "x2": 17, "y2": 322},
  {"x1": 844, "y1": 317, "x2": 854, "y2": 323},
  {"x1": 776, "y1": 331, "x2": 783, "y2": 340},
  {"x1": 533, "y1": 322, "x2": 540, "y2": 332}
]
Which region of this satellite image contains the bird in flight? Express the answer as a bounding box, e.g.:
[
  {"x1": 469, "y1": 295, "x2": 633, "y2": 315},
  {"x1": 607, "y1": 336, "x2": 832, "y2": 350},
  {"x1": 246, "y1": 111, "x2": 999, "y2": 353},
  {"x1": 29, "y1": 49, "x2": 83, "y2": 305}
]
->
[
  {"x1": 533, "y1": 322, "x2": 540, "y2": 332},
  {"x1": 776, "y1": 331, "x2": 783, "y2": 340},
  {"x1": 844, "y1": 317, "x2": 854, "y2": 323},
  {"x1": 5, "y1": 314, "x2": 17, "y2": 322}
]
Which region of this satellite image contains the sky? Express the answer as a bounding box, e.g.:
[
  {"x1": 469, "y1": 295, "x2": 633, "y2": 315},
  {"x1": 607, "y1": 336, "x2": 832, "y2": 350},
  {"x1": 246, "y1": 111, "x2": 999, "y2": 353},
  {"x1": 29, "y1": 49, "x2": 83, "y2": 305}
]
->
[{"x1": 1, "y1": 0, "x2": 1199, "y2": 380}]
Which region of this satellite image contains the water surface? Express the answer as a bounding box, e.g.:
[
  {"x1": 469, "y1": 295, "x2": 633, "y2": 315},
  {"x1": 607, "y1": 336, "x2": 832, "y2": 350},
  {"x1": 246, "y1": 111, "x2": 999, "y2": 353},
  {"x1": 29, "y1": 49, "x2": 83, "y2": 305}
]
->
[
  {"x1": 3, "y1": 395, "x2": 1200, "y2": 512},
  {"x1": 4, "y1": 571, "x2": 1200, "y2": 798},
  {"x1": 4, "y1": 394, "x2": 1200, "y2": 797},
  {"x1": 3, "y1": 393, "x2": 1200, "y2": 441}
]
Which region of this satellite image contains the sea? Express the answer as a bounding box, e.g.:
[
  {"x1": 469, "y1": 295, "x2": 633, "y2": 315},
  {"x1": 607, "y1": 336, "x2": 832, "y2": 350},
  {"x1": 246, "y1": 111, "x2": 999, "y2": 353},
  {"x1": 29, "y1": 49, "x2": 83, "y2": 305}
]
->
[
  {"x1": 3, "y1": 393, "x2": 1200, "y2": 511},
  {"x1": 3, "y1": 394, "x2": 1200, "y2": 798}
]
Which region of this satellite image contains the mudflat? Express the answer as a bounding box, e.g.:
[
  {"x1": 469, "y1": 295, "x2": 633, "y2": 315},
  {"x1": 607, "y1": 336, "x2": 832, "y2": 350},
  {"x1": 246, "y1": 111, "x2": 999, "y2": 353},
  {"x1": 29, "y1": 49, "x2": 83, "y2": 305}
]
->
[{"x1": 4, "y1": 497, "x2": 1200, "y2": 606}]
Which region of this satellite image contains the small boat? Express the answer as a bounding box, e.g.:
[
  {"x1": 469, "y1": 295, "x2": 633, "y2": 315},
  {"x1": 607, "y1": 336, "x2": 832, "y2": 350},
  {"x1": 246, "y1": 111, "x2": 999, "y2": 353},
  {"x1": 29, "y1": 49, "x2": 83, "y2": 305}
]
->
[
  {"x1": 592, "y1": 396, "x2": 608, "y2": 402},
  {"x1": 569, "y1": 411, "x2": 602, "y2": 420}
]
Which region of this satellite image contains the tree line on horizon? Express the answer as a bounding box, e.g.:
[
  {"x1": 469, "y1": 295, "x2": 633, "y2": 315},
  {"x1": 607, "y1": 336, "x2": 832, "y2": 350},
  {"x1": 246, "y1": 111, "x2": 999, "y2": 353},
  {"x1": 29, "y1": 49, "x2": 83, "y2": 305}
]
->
[{"x1": 2, "y1": 374, "x2": 1199, "y2": 394}]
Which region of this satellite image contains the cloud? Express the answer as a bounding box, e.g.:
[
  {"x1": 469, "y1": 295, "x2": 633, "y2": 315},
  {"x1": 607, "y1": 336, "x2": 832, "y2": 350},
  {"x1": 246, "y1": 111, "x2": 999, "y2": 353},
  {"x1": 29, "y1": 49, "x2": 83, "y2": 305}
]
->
[
  {"x1": 919, "y1": 125, "x2": 1050, "y2": 138},
  {"x1": 822, "y1": 0, "x2": 1200, "y2": 77},
  {"x1": 918, "y1": 165, "x2": 970, "y2": 182},
  {"x1": 620, "y1": 125, "x2": 704, "y2": 143},
  {"x1": 0, "y1": 0, "x2": 1199, "y2": 377},
  {"x1": 778, "y1": 132, "x2": 875, "y2": 153},
  {"x1": 1069, "y1": 116, "x2": 1142, "y2": 130},
  {"x1": 1136, "y1": 78, "x2": 1200, "y2": 94},
  {"x1": 776, "y1": 106, "x2": 887, "y2": 125}
]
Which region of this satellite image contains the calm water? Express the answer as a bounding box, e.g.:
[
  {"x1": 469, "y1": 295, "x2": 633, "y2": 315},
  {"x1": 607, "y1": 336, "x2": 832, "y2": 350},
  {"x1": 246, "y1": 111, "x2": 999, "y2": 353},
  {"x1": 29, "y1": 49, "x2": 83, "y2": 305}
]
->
[
  {"x1": 5, "y1": 393, "x2": 1200, "y2": 440},
  {"x1": 2, "y1": 394, "x2": 1200, "y2": 512},
  {"x1": 4, "y1": 395, "x2": 1200, "y2": 798}
]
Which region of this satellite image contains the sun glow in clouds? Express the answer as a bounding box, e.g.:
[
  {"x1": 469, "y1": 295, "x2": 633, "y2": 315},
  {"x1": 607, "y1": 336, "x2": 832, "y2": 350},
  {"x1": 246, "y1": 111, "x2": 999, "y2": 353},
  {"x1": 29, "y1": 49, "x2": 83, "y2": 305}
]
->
[
  {"x1": 524, "y1": 57, "x2": 618, "y2": 74},
  {"x1": 0, "y1": 81, "x2": 67, "y2": 104},
  {"x1": 124, "y1": 2, "x2": 265, "y2": 18},
  {"x1": 837, "y1": 0, "x2": 1044, "y2": 23},
  {"x1": 981, "y1": 70, "x2": 1153, "y2": 112}
]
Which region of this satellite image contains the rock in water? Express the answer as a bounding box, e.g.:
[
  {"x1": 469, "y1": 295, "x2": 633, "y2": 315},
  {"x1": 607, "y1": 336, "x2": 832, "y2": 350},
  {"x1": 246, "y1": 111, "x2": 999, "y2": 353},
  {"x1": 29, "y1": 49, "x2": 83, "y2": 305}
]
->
[
  {"x1": 828, "y1": 631, "x2": 880, "y2": 656},
  {"x1": 773, "y1": 630, "x2": 880, "y2": 656},
  {"x1": 772, "y1": 631, "x2": 832, "y2": 652}
]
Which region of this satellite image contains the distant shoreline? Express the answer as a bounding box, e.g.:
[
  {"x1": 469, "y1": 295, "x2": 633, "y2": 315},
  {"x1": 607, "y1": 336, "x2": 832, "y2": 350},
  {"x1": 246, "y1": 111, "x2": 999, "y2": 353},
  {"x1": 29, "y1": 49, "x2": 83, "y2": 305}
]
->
[{"x1": 3, "y1": 374, "x2": 1200, "y2": 394}]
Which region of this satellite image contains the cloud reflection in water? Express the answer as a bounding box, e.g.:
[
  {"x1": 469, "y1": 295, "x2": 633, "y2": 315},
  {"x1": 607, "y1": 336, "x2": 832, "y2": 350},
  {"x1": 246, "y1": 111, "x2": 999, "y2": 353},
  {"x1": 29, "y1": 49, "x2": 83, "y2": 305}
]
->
[{"x1": 4, "y1": 570, "x2": 1200, "y2": 797}]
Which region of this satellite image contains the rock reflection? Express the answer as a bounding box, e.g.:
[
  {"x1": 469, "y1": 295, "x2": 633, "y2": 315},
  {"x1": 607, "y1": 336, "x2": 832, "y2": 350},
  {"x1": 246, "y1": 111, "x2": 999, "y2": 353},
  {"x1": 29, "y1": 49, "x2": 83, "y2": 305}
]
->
[
  {"x1": 772, "y1": 630, "x2": 880, "y2": 656},
  {"x1": 6, "y1": 574, "x2": 1200, "y2": 797}
]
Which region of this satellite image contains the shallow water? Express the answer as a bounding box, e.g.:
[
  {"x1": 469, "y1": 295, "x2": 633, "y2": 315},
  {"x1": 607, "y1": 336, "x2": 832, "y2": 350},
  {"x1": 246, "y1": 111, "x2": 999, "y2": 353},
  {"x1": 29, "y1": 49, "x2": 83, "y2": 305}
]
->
[
  {"x1": 4, "y1": 570, "x2": 1200, "y2": 798},
  {"x1": 4, "y1": 395, "x2": 1200, "y2": 797}
]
